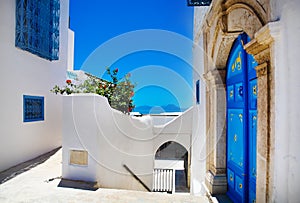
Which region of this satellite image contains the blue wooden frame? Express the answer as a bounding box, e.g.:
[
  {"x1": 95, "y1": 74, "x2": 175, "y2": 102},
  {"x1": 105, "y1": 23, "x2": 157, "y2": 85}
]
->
[
  {"x1": 23, "y1": 95, "x2": 44, "y2": 122},
  {"x1": 226, "y1": 34, "x2": 248, "y2": 203}
]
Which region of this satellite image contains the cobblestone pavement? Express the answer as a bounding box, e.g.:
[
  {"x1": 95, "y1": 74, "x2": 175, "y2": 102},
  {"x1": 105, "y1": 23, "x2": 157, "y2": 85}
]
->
[{"x1": 0, "y1": 149, "x2": 209, "y2": 203}]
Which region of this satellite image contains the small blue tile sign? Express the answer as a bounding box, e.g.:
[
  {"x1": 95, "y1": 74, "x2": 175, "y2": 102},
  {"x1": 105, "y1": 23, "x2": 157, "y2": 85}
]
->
[{"x1": 187, "y1": 0, "x2": 212, "y2": 6}]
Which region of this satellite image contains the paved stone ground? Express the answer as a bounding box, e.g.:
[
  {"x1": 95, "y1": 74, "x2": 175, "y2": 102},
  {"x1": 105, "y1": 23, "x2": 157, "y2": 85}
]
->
[{"x1": 0, "y1": 148, "x2": 209, "y2": 203}]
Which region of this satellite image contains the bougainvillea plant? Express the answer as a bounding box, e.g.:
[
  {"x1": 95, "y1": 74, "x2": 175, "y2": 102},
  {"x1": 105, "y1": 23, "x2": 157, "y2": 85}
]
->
[{"x1": 51, "y1": 67, "x2": 135, "y2": 114}]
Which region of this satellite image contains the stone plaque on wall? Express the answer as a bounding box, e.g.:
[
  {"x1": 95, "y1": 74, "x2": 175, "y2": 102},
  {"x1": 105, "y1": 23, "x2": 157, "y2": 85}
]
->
[{"x1": 70, "y1": 150, "x2": 88, "y2": 166}]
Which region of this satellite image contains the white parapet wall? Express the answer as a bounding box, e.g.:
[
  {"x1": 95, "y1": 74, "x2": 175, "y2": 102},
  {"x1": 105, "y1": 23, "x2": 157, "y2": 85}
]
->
[
  {"x1": 152, "y1": 108, "x2": 193, "y2": 153},
  {"x1": 62, "y1": 94, "x2": 198, "y2": 192}
]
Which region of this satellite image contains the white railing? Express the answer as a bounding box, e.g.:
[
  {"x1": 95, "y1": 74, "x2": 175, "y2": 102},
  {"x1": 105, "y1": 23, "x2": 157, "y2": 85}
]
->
[{"x1": 153, "y1": 168, "x2": 174, "y2": 193}]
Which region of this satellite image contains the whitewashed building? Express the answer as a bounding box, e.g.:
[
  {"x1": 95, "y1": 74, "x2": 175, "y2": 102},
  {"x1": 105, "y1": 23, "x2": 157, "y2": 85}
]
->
[
  {"x1": 0, "y1": 0, "x2": 70, "y2": 172},
  {"x1": 5, "y1": 1, "x2": 300, "y2": 202}
]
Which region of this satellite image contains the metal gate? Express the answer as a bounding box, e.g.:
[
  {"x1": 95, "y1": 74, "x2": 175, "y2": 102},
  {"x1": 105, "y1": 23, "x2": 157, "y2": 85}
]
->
[{"x1": 226, "y1": 33, "x2": 257, "y2": 203}]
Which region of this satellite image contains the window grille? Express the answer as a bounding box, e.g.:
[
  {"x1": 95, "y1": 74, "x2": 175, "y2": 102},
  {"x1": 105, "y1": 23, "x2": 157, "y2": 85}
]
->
[
  {"x1": 15, "y1": 0, "x2": 60, "y2": 60},
  {"x1": 23, "y1": 95, "x2": 44, "y2": 122}
]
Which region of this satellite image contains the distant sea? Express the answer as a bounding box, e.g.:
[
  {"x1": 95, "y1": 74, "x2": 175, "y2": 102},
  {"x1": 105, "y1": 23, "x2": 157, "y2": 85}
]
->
[{"x1": 133, "y1": 104, "x2": 188, "y2": 115}]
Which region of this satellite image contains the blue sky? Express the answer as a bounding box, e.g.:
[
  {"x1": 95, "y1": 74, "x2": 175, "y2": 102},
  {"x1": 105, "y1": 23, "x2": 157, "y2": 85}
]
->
[{"x1": 70, "y1": 0, "x2": 194, "y2": 110}]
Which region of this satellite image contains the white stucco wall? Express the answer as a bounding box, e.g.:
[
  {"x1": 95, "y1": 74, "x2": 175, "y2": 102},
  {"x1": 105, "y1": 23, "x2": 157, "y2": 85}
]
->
[
  {"x1": 150, "y1": 114, "x2": 180, "y2": 126},
  {"x1": 153, "y1": 108, "x2": 192, "y2": 153},
  {"x1": 62, "y1": 94, "x2": 154, "y2": 191},
  {"x1": 62, "y1": 94, "x2": 194, "y2": 191},
  {"x1": 67, "y1": 29, "x2": 75, "y2": 71},
  {"x1": 272, "y1": 0, "x2": 300, "y2": 202},
  {"x1": 191, "y1": 6, "x2": 209, "y2": 196},
  {"x1": 154, "y1": 160, "x2": 184, "y2": 170},
  {"x1": 0, "y1": 0, "x2": 69, "y2": 172}
]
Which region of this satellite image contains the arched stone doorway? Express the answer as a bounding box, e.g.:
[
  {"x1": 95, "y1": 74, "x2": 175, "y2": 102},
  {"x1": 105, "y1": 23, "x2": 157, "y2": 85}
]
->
[
  {"x1": 198, "y1": 1, "x2": 274, "y2": 202},
  {"x1": 154, "y1": 141, "x2": 189, "y2": 193}
]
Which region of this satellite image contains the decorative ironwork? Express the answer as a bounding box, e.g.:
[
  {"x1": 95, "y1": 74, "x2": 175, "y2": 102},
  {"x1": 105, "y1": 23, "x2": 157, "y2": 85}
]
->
[
  {"x1": 231, "y1": 51, "x2": 242, "y2": 72},
  {"x1": 234, "y1": 134, "x2": 237, "y2": 142},
  {"x1": 15, "y1": 0, "x2": 60, "y2": 60},
  {"x1": 238, "y1": 85, "x2": 243, "y2": 96},
  {"x1": 187, "y1": 0, "x2": 211, "y2": 6},
  {"x1": 239, "y1": 113, "x2": 243, "y2": 122},
  {"x1": 253, "y1": 85, "x2": 257, "y2": 95},
  {"x1": 23, "y1": 95, "x2": 44, "y2": 122},
  {"x1": 230, "y1": 90, "x2": 234, "y2": 98}
]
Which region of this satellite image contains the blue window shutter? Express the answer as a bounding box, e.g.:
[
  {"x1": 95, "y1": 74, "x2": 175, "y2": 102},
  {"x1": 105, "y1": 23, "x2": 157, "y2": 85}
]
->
[
  {"x1": 23, "y1": 95, "x2": 44, "y2": 122},
  {"x1": 15, "y1": 0, "x2": 60, "y2": 61}
]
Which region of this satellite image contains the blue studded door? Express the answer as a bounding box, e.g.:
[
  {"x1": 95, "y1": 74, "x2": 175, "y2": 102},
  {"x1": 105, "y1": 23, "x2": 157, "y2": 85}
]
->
[{"x1": 226, "y1": 33, "x2": 257, "y2": 203}]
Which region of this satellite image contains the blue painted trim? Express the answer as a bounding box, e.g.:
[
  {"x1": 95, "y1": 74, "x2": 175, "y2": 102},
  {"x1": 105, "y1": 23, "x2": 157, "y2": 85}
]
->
[
  {"x1": 23, "y1": 95, "x2": 44, "y2": 122},
  {"x1": 196, "y1": 80, "x2": 200, "y2": 104}
]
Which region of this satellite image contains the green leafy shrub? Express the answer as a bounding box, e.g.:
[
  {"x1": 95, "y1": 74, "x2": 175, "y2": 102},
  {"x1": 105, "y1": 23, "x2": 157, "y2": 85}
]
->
[{"x1": 51, "y1": 67, "x2": 135, "y2": 114}]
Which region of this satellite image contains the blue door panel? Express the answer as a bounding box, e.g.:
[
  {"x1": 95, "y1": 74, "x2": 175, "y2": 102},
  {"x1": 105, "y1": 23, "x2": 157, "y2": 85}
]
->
[
  {"x1": 235, "y1": 83, "x2": 244, "y2": 102},
  {"x1": 249, "y1": 177, "x2": 256, "y2": 203},
  {"x1": 249, "y1": 79, "x2": 257, "y2": 109},
  {"x1": 249, "y1": 110, "x2": 257, "y2": 181},
  {"x1": 235, "y1": 175, "x2": 244, "y2": 197},
  {"x1": 248, "y1": 49, "x2": 257, "y2": 203},
  {"x1": 227, "y1": 49, "x2": 243, "y2": 79},
  {"x1": 227, "y1": 109, "x2": 244, "y2": 167},
  {"x1": 248, "y1": 53, "x2": 258, "y2": 79},
  {"x1": 249, "y1": 189, "x2": 256, "y2": 203},
  {"x1": 226, "y1": 33, "x2": 257, "y2": 203},
  {"x1": 227, "y1": 85, "x2": 234, "y2": 101},
  {"x1": 227, "y1": 168, "x2": 235, "y2": 188}
]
